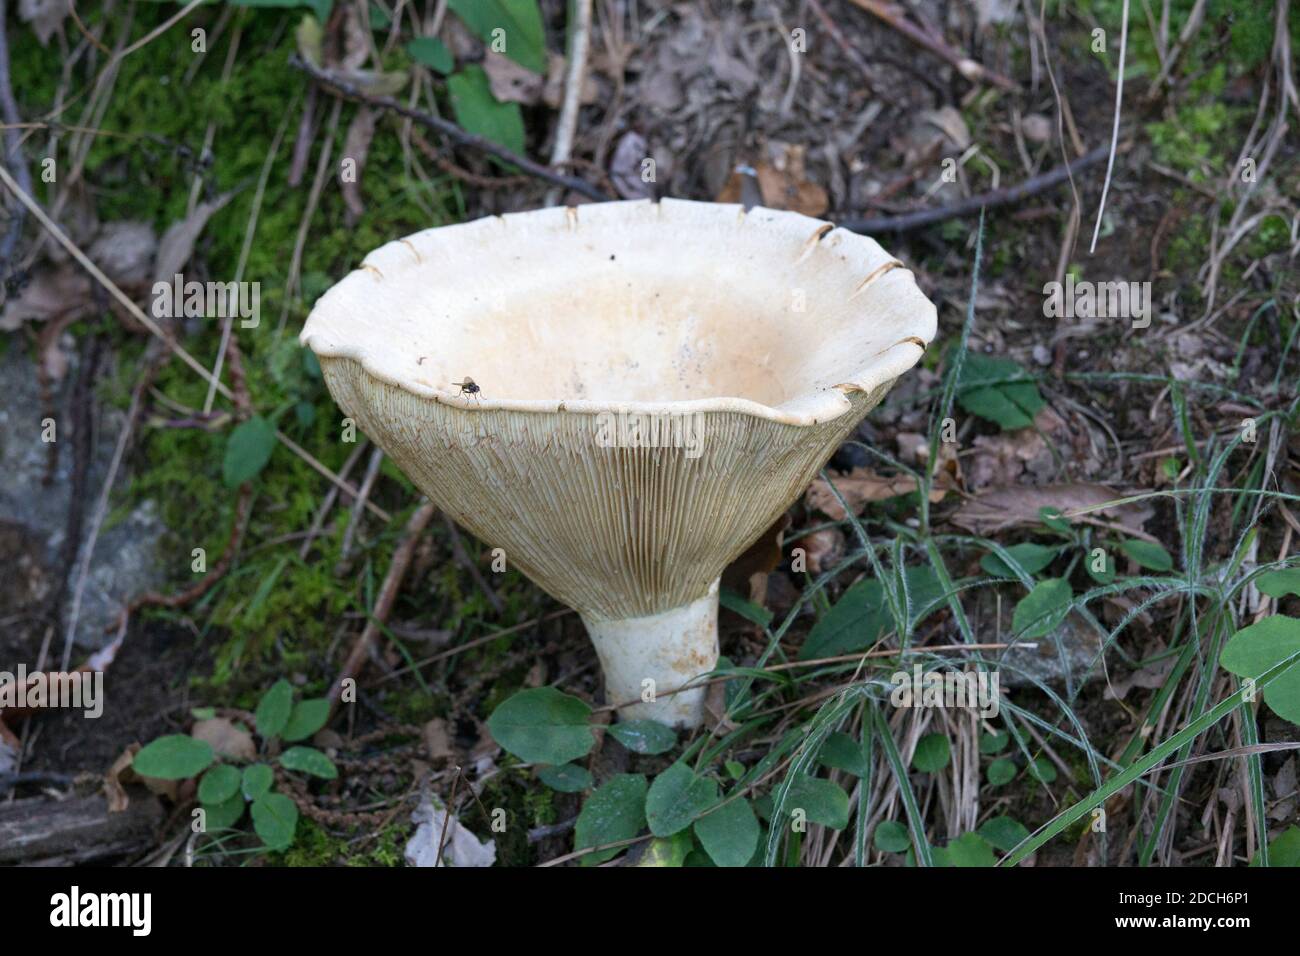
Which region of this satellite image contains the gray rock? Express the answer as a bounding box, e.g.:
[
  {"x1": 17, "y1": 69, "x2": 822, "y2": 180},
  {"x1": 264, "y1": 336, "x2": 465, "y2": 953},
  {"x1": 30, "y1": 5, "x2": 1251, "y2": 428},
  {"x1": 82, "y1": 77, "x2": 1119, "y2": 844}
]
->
[{"x1": 0, "y1": 343, "x2": 166, "y2": 653}]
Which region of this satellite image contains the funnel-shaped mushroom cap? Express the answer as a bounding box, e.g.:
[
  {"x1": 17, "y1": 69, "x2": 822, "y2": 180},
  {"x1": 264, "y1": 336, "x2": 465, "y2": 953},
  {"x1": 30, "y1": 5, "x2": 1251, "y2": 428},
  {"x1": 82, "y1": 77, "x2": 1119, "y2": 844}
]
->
[{"x1": 302, "y1": 199, "x2": 936, "y2": 723}]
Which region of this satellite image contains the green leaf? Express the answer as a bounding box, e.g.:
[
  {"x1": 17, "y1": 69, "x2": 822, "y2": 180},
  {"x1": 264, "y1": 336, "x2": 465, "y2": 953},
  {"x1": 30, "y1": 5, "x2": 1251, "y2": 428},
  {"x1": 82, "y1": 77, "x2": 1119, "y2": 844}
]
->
[
  {"x1": 645, "y1": 763, "x2": 720, "y2": 837},
  {"x1": 251, "y1": 792, "x2": 299, "y2": 849},
  {"x1": 980, "y1": 543, "x2": 1058, "y2": 578},
  {"x1": 447, "y1": 66, "x2": 525, "y2": 158},
  {"x1": 282, "y1": 698, "x2": 330, "y2": 743},
  {"x1": 1086, "y1": 548, "x2": 1117, "y2": 585},
  {"x1": 1220, "y1": 616, "x2": 1300, "y2": 724},
  {"x1": 801, "y1": 578, "x2": 884, "y2": 659},
  {"x1": 1251, "y1": 825, "x2": 1300, "y2": 867},
  {"x1": 1038, "y1": 506, "x2": 1072, "y2": 534},
  {"x1": 912, "y1": 733, "x2": 951, "y2": 773},
  {"x1": 725, "y1": 760, "x2": 746, "y2": 781},
  {"x1": 197, "y1": 764, "x2": 241, "y2": 805},
  {"x1": 448, "y1": 0, "x2": 547, "y2": 73},
  {"x1": 817, "y1": 731, "x2": 867, "y2": 777},
  {"x1": 1257, "y1": 569, "x2": 1300, "y2": 599},
  {"x1": 635, "y1": 831, "x2": 693, "y2": 867},
  {"x1": 977, "y1": 815, "x2": 1031, "y2": 852},
  {"x1": 536, "y1": 763, "x2": 592, "y2": 793},
  {"x1": 719, "y1": 586, "x2": 774, "y2": 627},
  {"x1": 694, "y1": 797, "x2": 760, "y2": 867},
  {"x1": 222, "y1": 415, "x2": 276, "y2": 488},
  {"x1": 987, "y1": 758, "x2": 1016, "y2": 786},
  {"x1": 1028, "y1": 757, "x2": 1058, "y2": 783},
  {"x1": 607, "y1": 719, "x2": 677, "y2": 755},
  {"x1": 132, "y1": 735, "x2": 214, "y2": 780},
  {"x1": 487, "y1": 687, "x2": 595, "y2": 765},
  {"x1": 574, "y1": 774, "x2": 647, "y2": 866},
  {"x1": 406, "y1": 36, "x2": 453, "y2": 74},
  {"x1": 243, "y1": 763, "x2": 275, "y2": 801},
  {"x1": 956, "y1": 353, "x2": 1045, "y2": 430},
  {"x1": 781, "y1": 776, "x2": 850, "y2": 830},
  {"x1": 201, "y1": 792, "x2": 246, "y2": 832},
  {"x1": 873, "y1": 820, "x2": 911, "y2": 853},
  {"x1": 279, "y1": 746, "x2": 338, "y2": 780},
  {"x1": 1119, "y1": 538, "x2": 1174, "y2": 572},
  {"x1": 979, "y1": 731, "x2": 1009, "y2": 754},
  {"x1": 255, "y1": 679, "x2": 294, "y2": 739},
  {"x1": 941, "y1": 831, "x2": 998, "y2": 866},
  {"x1": 1012, "y1": 577, "x2": 1072, "y2": 638}
]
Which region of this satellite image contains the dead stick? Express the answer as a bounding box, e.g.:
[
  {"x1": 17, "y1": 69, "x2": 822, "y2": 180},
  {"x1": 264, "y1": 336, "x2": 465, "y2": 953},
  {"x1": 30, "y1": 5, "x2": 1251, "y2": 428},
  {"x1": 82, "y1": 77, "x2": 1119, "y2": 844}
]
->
[
  {"x1": 289, "y1": 55, "x2": 612, "y2": 202},
  {"x1": 328, "y1": 500, "x2": 438, "y2": 717},
  {"x1": 846, "y1": 0, "x2": 1018, "y2": 91},
  {"x1": 838, "y1": 145, "x2": 1109, "y2": 233}
]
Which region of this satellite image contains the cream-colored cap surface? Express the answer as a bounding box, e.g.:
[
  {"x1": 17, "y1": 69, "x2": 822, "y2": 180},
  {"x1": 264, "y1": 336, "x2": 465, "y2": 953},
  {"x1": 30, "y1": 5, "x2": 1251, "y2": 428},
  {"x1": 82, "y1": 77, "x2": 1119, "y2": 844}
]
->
[{"x1": 301, "y1": 199, "x2": 936, "y2": 620}]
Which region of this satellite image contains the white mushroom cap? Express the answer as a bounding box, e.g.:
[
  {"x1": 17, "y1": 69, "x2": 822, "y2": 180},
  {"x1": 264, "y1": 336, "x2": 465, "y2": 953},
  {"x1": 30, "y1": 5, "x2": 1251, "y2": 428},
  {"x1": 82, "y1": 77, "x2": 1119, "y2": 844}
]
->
[{"x1": 301, "y1": 199, "x2": 936, "y2": 725}]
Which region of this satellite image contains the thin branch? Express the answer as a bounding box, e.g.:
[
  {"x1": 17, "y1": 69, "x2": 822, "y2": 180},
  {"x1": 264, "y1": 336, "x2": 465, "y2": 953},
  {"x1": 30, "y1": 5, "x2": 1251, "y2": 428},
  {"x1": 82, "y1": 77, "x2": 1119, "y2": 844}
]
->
[
  {"x1": 838, "y1": 145, "x2": 1110, "y2": 234},
  {"x1": 289, "y1": 54, "x2": 612, "y2": 202}
]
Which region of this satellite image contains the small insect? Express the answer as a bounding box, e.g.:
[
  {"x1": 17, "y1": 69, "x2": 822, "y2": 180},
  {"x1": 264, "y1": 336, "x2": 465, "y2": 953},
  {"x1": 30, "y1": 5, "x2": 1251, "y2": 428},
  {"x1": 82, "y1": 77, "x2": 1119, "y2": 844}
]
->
[{"x1": 452, "y1": 377, "x2": 482, "y2": 399}]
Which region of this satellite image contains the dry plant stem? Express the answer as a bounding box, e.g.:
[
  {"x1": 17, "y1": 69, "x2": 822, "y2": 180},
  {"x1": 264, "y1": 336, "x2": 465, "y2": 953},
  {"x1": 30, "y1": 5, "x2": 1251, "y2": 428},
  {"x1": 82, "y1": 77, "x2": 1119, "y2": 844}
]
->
[
  {"x1": 544, "y1": 0, "x2": 593, "y2": 206},
  {"x1": 289, "y1": 54, "x2": 612, "y2": 201},
  {"x1": 441, "y1": 515, "x2": 505, "y2": 615},
  {"x1": 808, "y1": 0, "x2": 874, "y2": 91},
  {"x1": 1089, "y1": 0, "x2": 1128, "y2": 254},
  {"x1": 327, "y1": 500, "x2": 439, "y2": 718},
  {"x1": 0, "y1": 163, "x2": 389, "y2": 521},
  {"x1": 0, "y1": 0, "x2": 33, "y2": 272},
  {"x1": 846, "y1": 0, "x2": 1017, "y2": 91},
  {"x1": 840, "y1": 145, "x2": 1110, "y2": 233}
]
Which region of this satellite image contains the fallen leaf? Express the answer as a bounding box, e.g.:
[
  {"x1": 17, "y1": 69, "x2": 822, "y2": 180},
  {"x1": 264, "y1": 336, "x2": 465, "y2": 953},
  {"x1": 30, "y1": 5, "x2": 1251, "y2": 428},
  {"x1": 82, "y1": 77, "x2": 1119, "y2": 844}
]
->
[
  {"x1": 807, "y1": 468, "x2": 947, "y2": 521},
  {"x1": 484, "y1": 50, "x2": 544, "y2": 104},
  {"x1": 799, "y1": 527, "x2": 845, "y2": 576},
  {"x1": 104, "y1": 744, "x2": 141, "y2": 813},
  {"x1": 722, "y1": 512, "x2": 790, "y2": 608},
  {"x1": 340, "y1": 107, "x2": 376, "y2": 226},
  {"x1": 404, "y1": 793, "x2": 496, "y2": 867},
  {"x1": 153, "y1": 191, "x2": 236, "y2": 283},
  {"x1": 190, "y1": 717, "x2": 256, "y2": 762},
  {"x1": 951, "y1": 483, "x2": 1153, "y2": 536},
  {"x1": 422, "y1": 718, "x2": 453, "y2": 761},
  {"x1": 609, "y1": 131, "x2": 654, "y2": 200},
  {"x1": 18, "y1": 0, "x2": 67, "y2": 46}
]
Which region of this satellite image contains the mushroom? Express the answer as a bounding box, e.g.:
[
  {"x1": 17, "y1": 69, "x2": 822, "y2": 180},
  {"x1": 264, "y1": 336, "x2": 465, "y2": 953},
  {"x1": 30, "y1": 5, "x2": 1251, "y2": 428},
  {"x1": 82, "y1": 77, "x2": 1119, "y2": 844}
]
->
[{"x1": 300, "y1": 199, "x2": 936, "y2": 728}]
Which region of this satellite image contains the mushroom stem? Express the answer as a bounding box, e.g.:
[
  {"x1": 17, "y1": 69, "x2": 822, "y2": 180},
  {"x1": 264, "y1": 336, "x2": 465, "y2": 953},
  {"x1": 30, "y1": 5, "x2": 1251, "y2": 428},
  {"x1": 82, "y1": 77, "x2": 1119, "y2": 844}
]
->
[{"x1": 582, "y1": 580, "x2": 720, "y2": 729}]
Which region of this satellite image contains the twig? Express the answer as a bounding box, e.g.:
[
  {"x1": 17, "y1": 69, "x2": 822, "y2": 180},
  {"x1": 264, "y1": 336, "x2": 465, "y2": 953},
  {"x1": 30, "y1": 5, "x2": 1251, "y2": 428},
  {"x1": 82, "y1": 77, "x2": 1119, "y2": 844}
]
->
[
  {"x1": 544, "y1": 0, "x2": 593, "y2": 206},
  {"x1": 328, "y1": 500, "x2": 439, "y2": 717},
  {"x1": 845, "y1": 0, "x2": 1018, "y2": 91},
  {"x1": 838, "y1": 145, "x2": 1109, "y2": 234},
  {"x1": 808, "y1": 0, "x2": 874, "y2": 92},
  {"x1": 289, "y1": 54, "x2": 612, "y2": 201},
  {"x1": 1089, "y1": 0, "x2": 1128, "y2": 253},
  {"x1": 0, "y1": 0, "x2": 33, "y2": 275}
]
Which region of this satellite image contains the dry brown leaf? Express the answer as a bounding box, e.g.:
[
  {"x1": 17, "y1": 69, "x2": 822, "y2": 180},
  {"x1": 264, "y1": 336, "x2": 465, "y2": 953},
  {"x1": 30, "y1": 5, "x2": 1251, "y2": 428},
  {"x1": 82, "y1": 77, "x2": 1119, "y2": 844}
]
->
[
  {"x1": 716, "y1": 162, "x2": 829, "y2": 217},
  {"x1": 190, "y1": 716, "x2": 256, "y2": 762},
  {"x1": 18, "y1": 0, "x2": 67, "y2": 46},
  {"x1": 722, "y1": 512, "x2": 791, "y2": 608},
  {"x1": 799, "y1": 527, "x2": 845, "y2": 576},
  {"x1": 153, "y1": 191, "x2": 236, "y2": 283},
  {"x1": 103, "y1": 744, "x2": 141, "y2": 813},
  {"x1": 950, "y1": 482, "x2": 1153, "y2": 536},
  {"x1": 422, "y1": 718, "x2": 453, "y2": 761},
  {"x1": 341, "y1": 106, "x2": 376, "y2": 226},
  {"x1": 806, "y1": 468, "x2": 947, "y2": 521},
  {"x1": 485, "y1": 50, "x2": 545, "y2": 104},
  {"x1": 609, "y1": 131, "x2": 655, "y2": 200}
]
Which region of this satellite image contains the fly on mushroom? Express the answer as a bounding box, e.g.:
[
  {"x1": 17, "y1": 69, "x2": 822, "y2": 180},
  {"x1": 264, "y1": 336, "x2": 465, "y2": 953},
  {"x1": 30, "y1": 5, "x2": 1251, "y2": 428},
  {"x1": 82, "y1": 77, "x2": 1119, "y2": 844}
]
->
[{"x1": 453, "y1": 377, "x2": 482, "y2": 400}]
